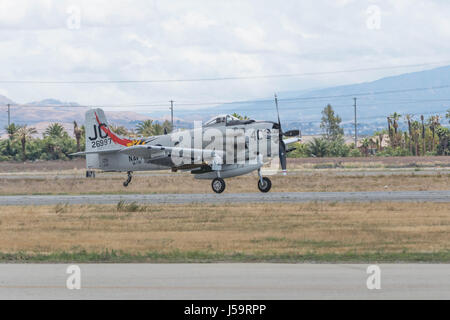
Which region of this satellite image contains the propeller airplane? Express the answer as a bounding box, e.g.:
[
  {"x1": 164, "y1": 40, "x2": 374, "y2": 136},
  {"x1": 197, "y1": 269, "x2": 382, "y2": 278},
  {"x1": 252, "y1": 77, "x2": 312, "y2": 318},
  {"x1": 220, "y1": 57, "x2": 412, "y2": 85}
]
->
[{"x1": 71, "y1": 97, "x2": 300, "y2": 193}]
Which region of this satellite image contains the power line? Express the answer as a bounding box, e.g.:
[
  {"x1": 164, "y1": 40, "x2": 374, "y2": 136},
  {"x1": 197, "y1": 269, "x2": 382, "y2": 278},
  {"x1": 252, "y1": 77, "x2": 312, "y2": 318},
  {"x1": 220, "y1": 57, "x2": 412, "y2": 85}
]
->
[
  {"x1": 3, "y1": 106, "x2": 446, "y2": 125},
  {"x1": 1, "y1": 61, "x2": 450, "y2": 84},
  {"x1": 282, "y1": 108, "x2": 449, "y2": 124},
  {"x1": 278, "y1": 85, "x2": 450, "y2": 102},
  {"x1": 3, "y1": 84, "x2": 450, "y2": 111}
]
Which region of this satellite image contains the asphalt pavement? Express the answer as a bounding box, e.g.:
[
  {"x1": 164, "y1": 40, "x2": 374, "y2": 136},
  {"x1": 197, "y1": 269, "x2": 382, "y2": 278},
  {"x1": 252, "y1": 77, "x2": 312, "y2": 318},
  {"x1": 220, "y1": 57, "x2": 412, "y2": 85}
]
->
[
  {"x1": 0, "y1": 190, "x2": 449, "y2": 206},
  {"x1": 0, "y1": 263, "x2": 449, "y2": 299}
]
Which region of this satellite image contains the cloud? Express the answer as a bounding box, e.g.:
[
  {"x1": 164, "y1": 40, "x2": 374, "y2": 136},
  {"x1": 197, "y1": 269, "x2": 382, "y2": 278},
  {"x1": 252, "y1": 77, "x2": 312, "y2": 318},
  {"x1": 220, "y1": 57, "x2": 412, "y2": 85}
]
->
[
  {"x1": 162, "y1": 11, "x2": 217, "y2": 32},
  {"x1": 0, "y1": 0, "x2": 449, "y2": 111}
]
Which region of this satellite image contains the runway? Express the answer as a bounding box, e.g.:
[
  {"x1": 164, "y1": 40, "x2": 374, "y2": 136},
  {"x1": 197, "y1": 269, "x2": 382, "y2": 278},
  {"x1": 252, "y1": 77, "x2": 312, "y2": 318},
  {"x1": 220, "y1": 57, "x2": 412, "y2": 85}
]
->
[
  {"x1": 0, "y1": 169, "x2": 448, "y2": 179},
  {"x1": 0, "y1": 190, "x2": 449, "y2": 206},
  {"x1": 1, "y1": 263, "x2": 449, "y2": 299}
]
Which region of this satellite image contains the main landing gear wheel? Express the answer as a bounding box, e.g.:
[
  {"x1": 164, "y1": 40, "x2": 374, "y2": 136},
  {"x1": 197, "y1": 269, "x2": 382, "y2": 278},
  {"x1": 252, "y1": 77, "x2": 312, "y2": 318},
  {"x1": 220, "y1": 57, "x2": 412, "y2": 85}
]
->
[
  {"x1": 258, "y1": 177, "x2": 272, "y2": 193},
  {"x1": 86, "y1": 170, "x2": 96, "y2": 178},
  {"x1": 123, "y1": 171, "x2": 133, "y2": 187},
  {"x1": 211, "y1": 178, "x2": 226, "y2": 193}
]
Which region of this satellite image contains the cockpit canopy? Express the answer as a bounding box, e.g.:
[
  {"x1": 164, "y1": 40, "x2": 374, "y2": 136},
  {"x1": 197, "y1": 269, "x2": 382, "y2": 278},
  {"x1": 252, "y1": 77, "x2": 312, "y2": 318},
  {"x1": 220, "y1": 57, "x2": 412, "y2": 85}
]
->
[{"x1": 204, "y1": 114, "x2": 241, "y2": 127}]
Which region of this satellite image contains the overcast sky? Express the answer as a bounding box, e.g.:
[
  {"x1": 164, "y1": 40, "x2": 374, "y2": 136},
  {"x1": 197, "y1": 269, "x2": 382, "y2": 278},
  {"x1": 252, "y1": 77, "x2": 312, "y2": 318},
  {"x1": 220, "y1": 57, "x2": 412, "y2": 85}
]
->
[{"x1": 1, "y1": 0, "x2": 450, "y2": 111}]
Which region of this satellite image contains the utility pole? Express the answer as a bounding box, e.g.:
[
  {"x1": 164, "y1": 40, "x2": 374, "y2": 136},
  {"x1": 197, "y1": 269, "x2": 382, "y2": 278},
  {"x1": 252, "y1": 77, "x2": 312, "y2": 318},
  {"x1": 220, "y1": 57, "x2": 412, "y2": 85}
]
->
[
  {"x1": 169, "y1": 100, "x2": 174, "y2": 130},
  {"x1": 7, "y1": 104, "x2": 10, "y2": 127},
  {"x1": 421, "y1": 114, "x2": 425, "y2": 156},
  {"x1": 353, "y1": 98, "x2": 357, "y2": 146}
]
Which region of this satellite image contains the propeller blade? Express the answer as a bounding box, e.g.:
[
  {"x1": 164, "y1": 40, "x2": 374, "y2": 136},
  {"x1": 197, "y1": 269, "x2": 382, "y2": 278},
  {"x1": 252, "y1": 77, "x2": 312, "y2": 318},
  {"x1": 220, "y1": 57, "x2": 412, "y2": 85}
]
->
[
  {"x1": 275, "y1": 93, "x2": 287, "y2": 175},
  {"x1": 274, "y1": 93, "x2": 281, "y2": 127},
  {"x1": 279, "y1": 140, "x2": 287, "y2": 175},
  {"x1": 286, "y1": 147, "x2": 296, "y2": 153}
]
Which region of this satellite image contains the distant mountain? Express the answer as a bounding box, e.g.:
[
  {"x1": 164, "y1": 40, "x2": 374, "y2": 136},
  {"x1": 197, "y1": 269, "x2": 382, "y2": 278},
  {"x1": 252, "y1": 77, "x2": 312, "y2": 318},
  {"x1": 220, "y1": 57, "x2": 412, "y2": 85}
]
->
[
  {"x1": 0, "y1": 94, "x2": 16, "y2": 106},
  {"x1": 2, "y1": 66, "x2": 450, "y2": 136},
  {"x1": 0, "y1": 102, "x2": 153, "y2": 137},
  {"x1": 27, "y1": 99, "x2": 80, "y2": 107},
  {"x1": 157, "y1": 65, "x2": 450, "y2": 134}
]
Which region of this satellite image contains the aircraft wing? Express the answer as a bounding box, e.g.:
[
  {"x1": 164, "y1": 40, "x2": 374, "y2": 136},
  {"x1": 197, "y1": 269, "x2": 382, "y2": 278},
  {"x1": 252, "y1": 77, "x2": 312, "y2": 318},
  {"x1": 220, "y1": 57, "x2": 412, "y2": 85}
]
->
[{"x1": 118, "y1": 144, "x2": 224, "y2": 160}]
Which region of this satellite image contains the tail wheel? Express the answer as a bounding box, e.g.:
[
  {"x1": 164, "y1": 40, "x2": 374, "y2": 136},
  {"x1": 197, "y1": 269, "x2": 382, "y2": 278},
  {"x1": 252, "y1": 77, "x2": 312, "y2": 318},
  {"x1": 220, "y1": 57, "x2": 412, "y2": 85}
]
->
[
  {"x1": 211, "y1": 178, "x2": 226, "y2": 193},
  {"x1": 258, "y1": 177, "x2": 272, "y2": 193}
]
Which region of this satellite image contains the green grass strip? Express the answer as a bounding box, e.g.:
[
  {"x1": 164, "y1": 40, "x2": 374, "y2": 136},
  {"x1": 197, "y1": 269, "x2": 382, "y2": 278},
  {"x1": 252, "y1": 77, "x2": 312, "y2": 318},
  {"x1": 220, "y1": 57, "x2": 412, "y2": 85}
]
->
[{"x1": 1, "y1": 250, "x2": 450, "y2": 263}]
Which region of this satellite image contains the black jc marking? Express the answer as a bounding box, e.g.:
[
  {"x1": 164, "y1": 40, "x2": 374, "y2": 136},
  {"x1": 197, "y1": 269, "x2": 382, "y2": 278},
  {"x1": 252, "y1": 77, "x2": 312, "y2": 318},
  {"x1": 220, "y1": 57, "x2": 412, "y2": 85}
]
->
[
  {"x1": 88, "y1": 124, "x2": 108, "y2": 141},
  {"x1": 98, "y1": 123, "x2": 108, "y2": 139}
]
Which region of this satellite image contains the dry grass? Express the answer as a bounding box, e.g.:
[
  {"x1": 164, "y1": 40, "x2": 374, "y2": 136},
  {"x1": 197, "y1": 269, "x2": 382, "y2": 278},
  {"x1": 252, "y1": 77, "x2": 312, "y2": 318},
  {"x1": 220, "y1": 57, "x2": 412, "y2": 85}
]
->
[
  {"x1": 0, "y1": 172, "x2": 448, "y2": 195},
  {"x1": 0, "y1": 158, "x2": 86, "y2": 173},
  {"x1": 288, "y1": 156, "x2": 450, "y2": 168},
  {"x1": 0, "y1": 202, "x2": 449, "y2": 260},
  {"x1": 0, "y1": 156, "x2": 448, "y2": 172}
]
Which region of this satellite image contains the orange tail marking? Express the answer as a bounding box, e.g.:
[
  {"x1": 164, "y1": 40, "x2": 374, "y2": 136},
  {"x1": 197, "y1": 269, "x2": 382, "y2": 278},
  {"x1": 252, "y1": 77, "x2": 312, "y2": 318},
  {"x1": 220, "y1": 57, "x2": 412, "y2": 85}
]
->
[{"x1": 95, "y1": 112, "x2": 134, "y2": 147}]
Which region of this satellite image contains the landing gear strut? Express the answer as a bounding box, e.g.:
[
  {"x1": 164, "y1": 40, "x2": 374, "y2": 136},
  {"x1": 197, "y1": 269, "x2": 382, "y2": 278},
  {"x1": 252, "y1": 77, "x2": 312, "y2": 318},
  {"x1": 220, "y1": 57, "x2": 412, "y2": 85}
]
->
[
  {"x1": 257, "y1": 169, "x2": 272, "y2": 193},
  {"x1": 123, "y1": 171, "x2": 133, "y2": 187},
  {"x1": 211, "y1": 177, "x2": 226, "y2": 193},
  {"x1": 86, "y1": 170, "x2": 96, "y2": 178}
]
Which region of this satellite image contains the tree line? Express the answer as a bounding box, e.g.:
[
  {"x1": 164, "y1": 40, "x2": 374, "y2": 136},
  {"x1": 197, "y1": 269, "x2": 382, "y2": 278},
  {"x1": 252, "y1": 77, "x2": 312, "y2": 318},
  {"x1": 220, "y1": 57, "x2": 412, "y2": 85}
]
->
[
  {"x1": 1, "y1": 108, "x2": 449, "y2": 161},
  {"x1": 0, "y1": 119, "x2": 173, "y2": 161},
  {"x1": 288, "y1": 106, "x2": 450, "y2": 158}
]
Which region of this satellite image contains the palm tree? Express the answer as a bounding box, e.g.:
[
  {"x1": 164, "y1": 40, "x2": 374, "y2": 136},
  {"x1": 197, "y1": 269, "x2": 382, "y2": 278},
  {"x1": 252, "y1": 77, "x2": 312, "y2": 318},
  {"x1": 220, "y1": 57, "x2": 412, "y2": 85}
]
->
[
  {"x1": 5, "y1": 123, "x2": 19, "y2": 140},
  {"x1": 14, "y1": 125, "x2": 37, "y2": 161},
  {"x1": 162, "y1": 120, "x2": 173, "y2": 134},
  {"x1": 411, "y1": 121, "x2": 421, "y2": 156},
  {"x1": 136, "y1": 120, "x2": 155, "y2": 136},
  {"x1": 389, "y1": 112, "x2": 401, "y2": 147},
  {"x1": 403, "y1": 132, "x2": 408, "y2": 150},
  {"x1": 436, "y1": 126, "x2": 450, "y2": 155},
  {"x1": 307, "y1": 138, "x2": 328, "y2": 157},
  {"x1": 376, "y1": 131, "x2": 385, "y2": 152},
  {"x1": 390, "y1": 112, "x2": 401, "y2": 134},
  {"x1": 44, "y1": 123, "x2": 65, "y2": 138},
  {"x1": 110, "y1": 124, "x2": 129, "y2": 136},
  {"x1": 420, "y1": 115, "x2": 425, "y2": 155},
  {"x1": 73, "y1": 121, "x2": 83, "y2": 152},
  {"x1": 427, "y1": 115, "x2": 441, "y2": 152},
  {"x1": 361, "y1": 138, "x2": 370, "y2": 156},
  {"x1": 152, "y1": 122, "x2": 164, "y2": 135},
  {"x1": 231, "y1": 113, "x2": 249, "y2": 120},
  {"x1": 404, "y1": 114, "x2": 413, "y2": 154},
  {"x1": 387, "y1": 117, "x2": 392, "y2": 145}
]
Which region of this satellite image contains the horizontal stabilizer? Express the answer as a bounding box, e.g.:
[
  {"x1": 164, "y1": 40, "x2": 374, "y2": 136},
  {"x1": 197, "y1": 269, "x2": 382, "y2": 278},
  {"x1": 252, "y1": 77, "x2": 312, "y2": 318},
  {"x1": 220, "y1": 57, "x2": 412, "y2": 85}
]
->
[{"x1": 70, "y1": 149, "x2": 121, "y2": 156}]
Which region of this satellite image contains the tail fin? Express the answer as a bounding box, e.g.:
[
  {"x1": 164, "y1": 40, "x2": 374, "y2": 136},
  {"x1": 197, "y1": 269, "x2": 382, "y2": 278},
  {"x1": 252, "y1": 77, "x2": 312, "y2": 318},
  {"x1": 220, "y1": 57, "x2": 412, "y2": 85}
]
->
[
  {"x1": 82, "y1": 108, "x2": 136, "y2": 169},
  {"x1": 85, "y1": 108, "x2": 139, "y2": 151}
]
